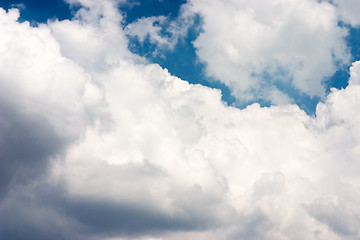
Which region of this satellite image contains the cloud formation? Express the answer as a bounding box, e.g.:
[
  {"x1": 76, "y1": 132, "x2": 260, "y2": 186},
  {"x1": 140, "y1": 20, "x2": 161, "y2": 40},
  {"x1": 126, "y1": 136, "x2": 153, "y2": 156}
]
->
[
  {"x1": 1, "y1": 1, "x2": 360, "y2": 240},
  {"x1": 124, "y1": 4, "x2": 197, "y2": 54},
  {"x1": 185, "y1": 0, "x2": 352, "y2": 104},
  {"x1": 331, "y1": 0, "x2": 360, "y2": 26}
]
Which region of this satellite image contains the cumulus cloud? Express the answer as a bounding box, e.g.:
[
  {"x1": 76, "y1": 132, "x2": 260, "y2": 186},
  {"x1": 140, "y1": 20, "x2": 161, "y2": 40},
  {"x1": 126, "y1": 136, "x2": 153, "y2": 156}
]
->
[
  {"x1": 1, "y1": 1, "x2": 360, "y2": 240},
  {"x1": 180, "y1": 0, "x2": 351, "y2": 104},
  {"x1": 0, "y1": 7, "x2": 92, "y2": 198},
  {"x1": 330, "y1": 0, "x2": 360, "y2": 26}
]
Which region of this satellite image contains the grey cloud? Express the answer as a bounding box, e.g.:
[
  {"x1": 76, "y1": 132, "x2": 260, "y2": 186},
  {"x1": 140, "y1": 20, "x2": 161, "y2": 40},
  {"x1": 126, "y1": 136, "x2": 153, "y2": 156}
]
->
[
  {"x1": 306, "y1": 196, "x2": 360, "y2": 237},
  {"x1": 0, "y1": 182, "x2": 85, "y2": 240},
  {"x1": 0, "y1": 100, "x2": 65, "y2": 198},
  {"x1": 0, "y1": 177, "x2": 227, "y2": 240},
  {"x1": 232, "y1": 211, "x2": 273, "y2": 240},
  {"x1": 63, "y1": 198, "x2": 208, "y2": 236}
]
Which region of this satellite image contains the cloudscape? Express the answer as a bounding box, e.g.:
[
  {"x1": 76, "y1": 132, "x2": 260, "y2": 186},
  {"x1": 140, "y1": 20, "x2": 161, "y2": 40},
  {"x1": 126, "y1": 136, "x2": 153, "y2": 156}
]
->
[{"x1": 1, "y1": 0, "x2": 360, "y2": 239}]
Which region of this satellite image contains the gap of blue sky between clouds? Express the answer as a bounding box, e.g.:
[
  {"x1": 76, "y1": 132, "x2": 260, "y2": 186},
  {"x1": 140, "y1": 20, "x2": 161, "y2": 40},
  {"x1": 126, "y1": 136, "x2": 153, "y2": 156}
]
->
[{"x1": 2, "y1": 0, "x2": 360, "y2": 115}]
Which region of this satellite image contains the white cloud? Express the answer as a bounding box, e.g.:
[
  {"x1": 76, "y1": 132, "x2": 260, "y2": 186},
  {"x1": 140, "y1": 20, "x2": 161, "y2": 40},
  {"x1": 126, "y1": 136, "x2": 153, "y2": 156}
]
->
[
  {"x1": 50, "y1": 0, "x2": 137, "y2": 70},
  {"x1": 1, "y1": 1, "x2": 360, "y2": 240},
  {"x1": 183, "y1": 0, "x2": 351, "y2": 103},
  {"x1": 330, "y1": 0, "x2": 360, "y2": 26},
  {"x1": 0, "y1": 8, "x2": 91, "y2": 140},
  {"x1": 124, "y1": 6, "x2": 196, "y2": 52},
  {"x1": 125, "y1": 16, "x2": 176, "y2": 50}
]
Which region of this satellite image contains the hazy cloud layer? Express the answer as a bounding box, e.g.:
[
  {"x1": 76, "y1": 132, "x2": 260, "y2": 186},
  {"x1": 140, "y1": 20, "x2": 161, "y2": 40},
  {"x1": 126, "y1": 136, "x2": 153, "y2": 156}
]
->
[{"x1": 1, "y1": 1, "x2": 360, "y2": 240}]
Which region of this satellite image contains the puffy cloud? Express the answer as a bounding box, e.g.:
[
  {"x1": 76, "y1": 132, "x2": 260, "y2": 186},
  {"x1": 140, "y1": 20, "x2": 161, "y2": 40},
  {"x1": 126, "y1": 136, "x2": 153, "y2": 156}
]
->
[
  {"x1": 0, "y1": 7, "x2": 92, "y2": 198},
  {"x1": 330, "y1": 0, "x2": 360, "y2": 26},
  {"x1": 1, "y1": 1, "x2": 360, "y2": 240},
  {"x1": 183, "y1": 0, "x2": 351, "y2": 104}
]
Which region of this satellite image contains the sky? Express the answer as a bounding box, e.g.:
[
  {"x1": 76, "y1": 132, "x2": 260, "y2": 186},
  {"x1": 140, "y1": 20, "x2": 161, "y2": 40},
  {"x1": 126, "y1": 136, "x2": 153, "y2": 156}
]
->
[{"x1": 1, "y1": 0, "x2": 360, "y2": 239}]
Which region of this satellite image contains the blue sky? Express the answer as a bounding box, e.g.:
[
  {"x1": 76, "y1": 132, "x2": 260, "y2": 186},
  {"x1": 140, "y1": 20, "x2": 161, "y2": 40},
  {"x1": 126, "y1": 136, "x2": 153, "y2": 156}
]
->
[
  {"x1": 1, "y1": 1, "x2": 360, "y2": 240},
  {"x1": 122, "y1": 1, "x2": 360, "y2": 114},
  {"x1": 2, "y1": 0, "x2": 359, "y2": 114}
]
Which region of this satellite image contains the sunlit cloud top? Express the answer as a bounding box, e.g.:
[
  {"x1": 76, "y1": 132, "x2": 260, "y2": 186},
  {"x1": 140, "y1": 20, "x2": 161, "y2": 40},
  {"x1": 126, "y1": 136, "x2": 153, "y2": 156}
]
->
[{"x1": 1, "y1": 1, "x2": 360, "y2": 240}]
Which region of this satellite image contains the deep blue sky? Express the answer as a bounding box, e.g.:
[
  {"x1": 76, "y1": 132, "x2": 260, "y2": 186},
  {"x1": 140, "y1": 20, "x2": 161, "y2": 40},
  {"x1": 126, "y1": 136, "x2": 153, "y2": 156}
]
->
[
  {"x1": 1, "y1": 0, "x2": 359, "y2": 114},
  {"x1": 0, "y1": 0, "x2": 72, "y2": 22}
]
